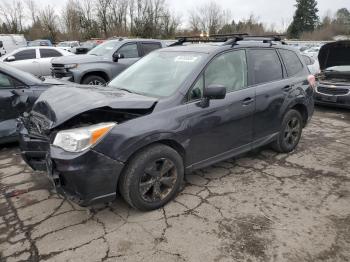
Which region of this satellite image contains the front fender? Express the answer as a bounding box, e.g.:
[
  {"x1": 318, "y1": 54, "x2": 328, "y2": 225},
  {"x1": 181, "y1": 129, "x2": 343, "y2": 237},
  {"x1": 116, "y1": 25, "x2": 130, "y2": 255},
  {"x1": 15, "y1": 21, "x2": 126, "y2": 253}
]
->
[
  {"x1": 119, "y1": 132, "x2": 187, "y2": 162},
  {"x1": 96, "y1": 131, "x2": 187, "y2": 163},
  {"x1": 70, "y1": 66, "x2": 113, "y2": 83}
]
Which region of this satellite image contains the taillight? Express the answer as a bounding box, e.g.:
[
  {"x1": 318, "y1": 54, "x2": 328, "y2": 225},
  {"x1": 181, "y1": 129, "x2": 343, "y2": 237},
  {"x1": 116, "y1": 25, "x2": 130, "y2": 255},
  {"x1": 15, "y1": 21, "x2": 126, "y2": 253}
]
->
[{"x1": 307, "y1": 75, "x2": 316, "y2": 88}]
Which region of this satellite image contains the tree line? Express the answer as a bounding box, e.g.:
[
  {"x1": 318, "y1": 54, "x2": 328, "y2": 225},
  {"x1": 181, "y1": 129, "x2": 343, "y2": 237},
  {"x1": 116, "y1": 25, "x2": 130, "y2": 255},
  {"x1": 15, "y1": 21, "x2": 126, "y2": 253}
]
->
[{"x1": 0, "y1": 0, "x2": 349, "y2": 42}]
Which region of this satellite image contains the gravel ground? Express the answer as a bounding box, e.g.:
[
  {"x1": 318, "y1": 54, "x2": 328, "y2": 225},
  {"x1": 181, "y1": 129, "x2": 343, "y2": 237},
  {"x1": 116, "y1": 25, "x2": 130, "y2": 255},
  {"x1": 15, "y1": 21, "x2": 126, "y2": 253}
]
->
[{"x1": 0, "y1": 106, "x2": 349, "y2": 262}]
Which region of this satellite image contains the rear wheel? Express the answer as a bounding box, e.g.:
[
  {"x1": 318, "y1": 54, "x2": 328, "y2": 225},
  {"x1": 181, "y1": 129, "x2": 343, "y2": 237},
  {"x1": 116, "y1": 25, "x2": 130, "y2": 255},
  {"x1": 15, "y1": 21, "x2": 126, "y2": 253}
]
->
[
  {"x1": 82, "y1": 75, "x2": 107, "y2": 85},
  {"x1": 119, "y1": 144, "x2": 184, "y2": 211},
  {"x1": 271, "y1": 110, "x2": 303, "y2": 153}
]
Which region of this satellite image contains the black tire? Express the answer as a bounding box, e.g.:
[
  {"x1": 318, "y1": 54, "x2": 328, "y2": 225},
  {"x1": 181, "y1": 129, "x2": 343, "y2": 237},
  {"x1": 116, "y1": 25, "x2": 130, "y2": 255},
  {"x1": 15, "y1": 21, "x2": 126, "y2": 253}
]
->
[
  {"x1": 271, "y1": 110, "x2": 303, "y2": 153},
  {"x1": 118, "y1": 144, "x2": 184, "y2": 211},
  {"x1": 81, "y1": 75, "x2": 107, "y2": 86}
]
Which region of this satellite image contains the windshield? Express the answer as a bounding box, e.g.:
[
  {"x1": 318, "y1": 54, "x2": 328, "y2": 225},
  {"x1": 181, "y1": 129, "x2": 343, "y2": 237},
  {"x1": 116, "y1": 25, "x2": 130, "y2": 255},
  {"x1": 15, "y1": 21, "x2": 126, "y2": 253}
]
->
[
  {"x1": 88, "y1": 41, "x2": 120, "y2": 56},
  {"x1": 109, "y1": 51, "x2": 207, "y2": 97}
]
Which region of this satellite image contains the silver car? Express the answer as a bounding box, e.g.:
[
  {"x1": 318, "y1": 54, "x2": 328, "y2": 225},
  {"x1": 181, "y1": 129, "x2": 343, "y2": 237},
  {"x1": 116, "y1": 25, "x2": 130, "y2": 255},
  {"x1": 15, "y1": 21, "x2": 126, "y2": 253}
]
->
[{"x1": 0, "y1": 47, "x2": 74, "y2": 76}]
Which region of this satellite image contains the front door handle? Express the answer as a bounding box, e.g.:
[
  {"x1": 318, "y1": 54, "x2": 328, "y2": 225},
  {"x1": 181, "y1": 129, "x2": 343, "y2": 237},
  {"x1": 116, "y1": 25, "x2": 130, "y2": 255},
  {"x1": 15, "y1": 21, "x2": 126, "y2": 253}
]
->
[
  {"x1": 283, "y1": 85, "x2": 293, "y2": 92},
  {"x1": 242, "y1": 97, "x2": 254, "y2": 106}
]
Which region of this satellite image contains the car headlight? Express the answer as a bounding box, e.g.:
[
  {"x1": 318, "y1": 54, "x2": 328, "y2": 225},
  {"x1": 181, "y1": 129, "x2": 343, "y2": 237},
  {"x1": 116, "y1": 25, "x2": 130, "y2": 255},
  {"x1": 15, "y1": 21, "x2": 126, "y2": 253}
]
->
[
  {"x1": 53, "y1": 122, "x2": 116, "y2": 153},
  {"x1": 64, "y1": 63, "x2": 78, "y2": 69}
]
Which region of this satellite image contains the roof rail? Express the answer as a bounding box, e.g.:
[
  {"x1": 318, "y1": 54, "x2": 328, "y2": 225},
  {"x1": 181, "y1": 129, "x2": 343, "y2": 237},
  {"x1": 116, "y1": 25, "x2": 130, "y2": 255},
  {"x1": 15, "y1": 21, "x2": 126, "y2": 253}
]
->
[
  {"x1": 170, "y1": 33, "x2": 248, "y2": 46},
  {"x1": 240, "y1": 35, "x2": 287, "y2": 45},
  {"x1": 169, "y1": 33, "x2": 287, "y2": 47}
]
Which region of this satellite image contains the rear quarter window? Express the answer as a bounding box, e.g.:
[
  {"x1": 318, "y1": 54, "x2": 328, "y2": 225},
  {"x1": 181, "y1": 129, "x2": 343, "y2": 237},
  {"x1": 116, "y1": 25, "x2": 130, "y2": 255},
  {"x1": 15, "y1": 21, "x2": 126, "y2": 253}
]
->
[{"x1": 279, "y1": 49, "x2": 304, "y2": 77}]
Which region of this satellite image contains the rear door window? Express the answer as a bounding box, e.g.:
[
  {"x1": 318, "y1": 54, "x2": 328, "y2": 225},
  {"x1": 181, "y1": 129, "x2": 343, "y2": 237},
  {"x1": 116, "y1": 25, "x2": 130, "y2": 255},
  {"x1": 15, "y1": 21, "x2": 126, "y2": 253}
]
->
[
  {"x1": 13, "y1": 49, "x2": 36, "y2": 61},
  {"x1": 279, "y1": 49, "x2": 304, "y2": 76},
  {"x1": 40, "y1": 49, "x2": 62, "y2": 58},
  {"x1": 141, "y1": 42, "x2": 162, "y2": 56},
  {"x1": 248, "y1": 49, "x2": 283, "y2": 85}
]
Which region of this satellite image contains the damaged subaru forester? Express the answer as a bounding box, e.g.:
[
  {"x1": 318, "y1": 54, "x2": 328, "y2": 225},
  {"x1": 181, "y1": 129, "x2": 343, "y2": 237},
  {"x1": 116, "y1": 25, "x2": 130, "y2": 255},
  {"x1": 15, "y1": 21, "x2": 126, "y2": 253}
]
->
[{"x1": 19, "y1": 35, "x2": 315, "y2": 211}]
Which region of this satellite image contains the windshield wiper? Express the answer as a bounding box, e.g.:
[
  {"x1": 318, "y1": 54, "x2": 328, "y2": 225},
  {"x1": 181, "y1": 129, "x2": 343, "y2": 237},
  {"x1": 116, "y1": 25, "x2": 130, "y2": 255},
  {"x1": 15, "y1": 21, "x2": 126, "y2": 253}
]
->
[{"x1": 116, "y1": 88, "x2": 133, "y2": 93}]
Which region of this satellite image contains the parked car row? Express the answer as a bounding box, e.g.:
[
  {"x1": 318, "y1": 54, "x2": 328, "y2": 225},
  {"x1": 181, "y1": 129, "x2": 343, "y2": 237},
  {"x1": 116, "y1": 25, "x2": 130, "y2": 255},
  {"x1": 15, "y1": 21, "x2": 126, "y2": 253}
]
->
[{"x1": 0, "y1": 35, "x2": 348, "y2": 211}]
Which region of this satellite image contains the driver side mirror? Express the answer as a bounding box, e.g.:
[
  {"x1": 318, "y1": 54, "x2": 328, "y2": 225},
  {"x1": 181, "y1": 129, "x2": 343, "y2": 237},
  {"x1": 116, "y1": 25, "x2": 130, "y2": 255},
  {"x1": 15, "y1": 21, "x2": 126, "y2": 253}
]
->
[
  {"x1": 112, "y1": 53, "x2": 125, "y2": 62},
  {"x1": 204, "y1": 85, "x2": 226, "y2": 100},
  {"x1": 6, "y1": 56, "x2": 16, "y2": 62},
  {"x1": 199, "y1": 84, "x2": 226, "y2": 108}
]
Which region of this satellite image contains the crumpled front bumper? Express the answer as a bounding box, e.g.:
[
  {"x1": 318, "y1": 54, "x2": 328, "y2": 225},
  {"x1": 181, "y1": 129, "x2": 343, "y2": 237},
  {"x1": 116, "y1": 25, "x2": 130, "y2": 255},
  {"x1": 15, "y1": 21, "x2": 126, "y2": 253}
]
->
[{"x1": 18, "y1": 121, "x2": 125, "y2": 206}]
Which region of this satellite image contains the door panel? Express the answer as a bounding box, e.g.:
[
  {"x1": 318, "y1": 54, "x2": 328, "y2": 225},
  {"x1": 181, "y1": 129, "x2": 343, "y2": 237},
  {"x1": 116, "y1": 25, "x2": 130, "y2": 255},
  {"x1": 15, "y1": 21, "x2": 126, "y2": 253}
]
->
[
  {"x1": 186, "y1": 49, "x2": 255, "y2": 166},
  {"x1": 187, "y1": 88, "x2": 255, "y2": 165},
  {"x1": 247, "y1": 49, "x2": 287, "y2": 141},
  {"x1": 38, "y1": 57, "x2": 53, "y2": 76}
]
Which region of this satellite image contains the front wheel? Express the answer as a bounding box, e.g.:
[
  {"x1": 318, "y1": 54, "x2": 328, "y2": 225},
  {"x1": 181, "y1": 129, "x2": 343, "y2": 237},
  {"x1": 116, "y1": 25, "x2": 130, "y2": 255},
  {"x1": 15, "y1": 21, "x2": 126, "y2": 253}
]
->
[
  {"x1": 271, "y1": 110, "x2": 303, "y2": 153},
  {"x1": 81, "y1": 75, "x2": 107, "y2": 86},
  {"x1": 119, "y1": 144, "x2": 184, "y2": 211}
]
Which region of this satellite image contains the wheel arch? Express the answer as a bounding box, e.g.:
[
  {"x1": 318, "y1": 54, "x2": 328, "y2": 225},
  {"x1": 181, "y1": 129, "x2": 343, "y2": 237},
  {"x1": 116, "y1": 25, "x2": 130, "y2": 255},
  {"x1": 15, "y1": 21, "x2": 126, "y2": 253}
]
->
[
  {"x1": 116, "y1": 138, "x2": 187, "y2": 193},
  {"x1": 290, "y1": 103, "x2": 309, "y2": 127},
  {"x1": 81, "y1": 71, "x2": 110, "y2": 84}
]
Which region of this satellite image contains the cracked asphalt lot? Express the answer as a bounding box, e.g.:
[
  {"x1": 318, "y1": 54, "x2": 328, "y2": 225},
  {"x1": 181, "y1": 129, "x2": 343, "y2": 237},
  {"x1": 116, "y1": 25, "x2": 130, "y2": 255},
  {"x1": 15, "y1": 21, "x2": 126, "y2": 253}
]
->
[{"x1": 0, "y1": 106, "x2": 350, "y2": 262}]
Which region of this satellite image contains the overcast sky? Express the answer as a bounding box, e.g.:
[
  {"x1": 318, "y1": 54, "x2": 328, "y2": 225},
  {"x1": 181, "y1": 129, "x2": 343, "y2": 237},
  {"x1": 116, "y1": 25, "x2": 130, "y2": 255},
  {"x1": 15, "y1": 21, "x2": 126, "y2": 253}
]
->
[{"x1": 7, "y1": 0, "x2": 350, "y2": 30}]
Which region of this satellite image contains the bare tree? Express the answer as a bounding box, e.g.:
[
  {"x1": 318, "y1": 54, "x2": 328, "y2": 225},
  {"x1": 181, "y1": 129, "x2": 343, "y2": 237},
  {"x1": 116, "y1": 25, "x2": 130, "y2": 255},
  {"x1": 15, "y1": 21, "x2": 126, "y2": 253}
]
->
[
  {"x1": 96, "y1": 0, "x2": 112, "y2": 38},
  {"x1": 109, "y1": 0, "x2": 129, "y2": 35},
  {"x1": 0, "y1": 0, "x2": 25, "y2": 33},
  {"x1": 39, "y1": 5, "x2": 59, "y2": 41},
  {"x1": 188, "y1": 1, "x2": 224, "y2": 34},
  {"x1": 61, "y1": 0, "x2": 84, "y2": 40},
  {"x1": 25, "y1": 0, "x2": 37, "y2": 25}
]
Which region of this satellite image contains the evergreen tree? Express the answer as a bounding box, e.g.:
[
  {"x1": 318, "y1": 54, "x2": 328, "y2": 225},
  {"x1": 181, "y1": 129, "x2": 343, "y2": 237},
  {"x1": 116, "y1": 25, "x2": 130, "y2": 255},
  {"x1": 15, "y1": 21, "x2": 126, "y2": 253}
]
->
[{"x1": 288, "y1": 0, "x2": 319, "y2": 38}]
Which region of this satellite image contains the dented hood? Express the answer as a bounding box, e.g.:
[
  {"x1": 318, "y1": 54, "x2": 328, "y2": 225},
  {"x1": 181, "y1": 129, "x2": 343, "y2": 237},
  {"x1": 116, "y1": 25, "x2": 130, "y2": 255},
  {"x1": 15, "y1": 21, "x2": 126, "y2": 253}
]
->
[
  {"x1": 32, "y1": 85, "x2": 158, "y2": 128},
  {"x1": 318, "y1": 41, "x2": 350, "y2": 70}
]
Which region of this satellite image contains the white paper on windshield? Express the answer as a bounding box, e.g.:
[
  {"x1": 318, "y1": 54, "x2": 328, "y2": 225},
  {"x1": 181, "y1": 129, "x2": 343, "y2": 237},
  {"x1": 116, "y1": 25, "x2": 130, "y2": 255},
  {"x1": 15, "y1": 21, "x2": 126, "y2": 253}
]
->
[{"x1": 175, "y1": 56, "x2": 199, "y2": 63}]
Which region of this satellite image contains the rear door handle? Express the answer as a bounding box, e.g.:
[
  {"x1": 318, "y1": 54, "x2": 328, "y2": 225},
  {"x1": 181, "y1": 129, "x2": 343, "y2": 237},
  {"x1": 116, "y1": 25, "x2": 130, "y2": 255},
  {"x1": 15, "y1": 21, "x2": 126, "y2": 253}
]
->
[{"x1": 242, "y1": 97, "x2": 254, "y2": 106}]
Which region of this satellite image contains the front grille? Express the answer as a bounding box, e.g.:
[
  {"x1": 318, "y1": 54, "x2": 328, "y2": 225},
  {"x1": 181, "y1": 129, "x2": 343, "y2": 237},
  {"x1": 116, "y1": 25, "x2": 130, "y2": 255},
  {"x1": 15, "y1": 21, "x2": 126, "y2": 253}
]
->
[
  {"x1": 51, "y1": 64, "x2": 70, "y2": 78},
  {"x1": 317, "y1": 86, "x2": 349, "y2": 96}
]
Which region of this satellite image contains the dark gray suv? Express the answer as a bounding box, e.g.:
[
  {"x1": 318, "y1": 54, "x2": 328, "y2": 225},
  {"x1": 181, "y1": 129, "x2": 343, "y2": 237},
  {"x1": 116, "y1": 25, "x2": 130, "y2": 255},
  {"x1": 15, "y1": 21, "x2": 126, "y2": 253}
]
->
[
  {"x1": 51, "y1": 39, "x2": 167, "y2": 85},
  {"x1": 19, "y1": 35, "x2": 315, "y2": 211}
]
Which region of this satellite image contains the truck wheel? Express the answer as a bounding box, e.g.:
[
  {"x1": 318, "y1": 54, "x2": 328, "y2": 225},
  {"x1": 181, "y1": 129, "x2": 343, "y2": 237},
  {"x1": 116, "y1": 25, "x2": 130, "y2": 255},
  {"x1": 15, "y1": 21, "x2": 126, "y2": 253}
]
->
[
  {"x1": 119, "y1": 144, "x2": 184, "y2": 211},
  {"x1": 271, "y1": 109, "x2": 303, "y2": 153},
  {"x1": 82, "y1": 75, "x2": 107, "y2": 86}
]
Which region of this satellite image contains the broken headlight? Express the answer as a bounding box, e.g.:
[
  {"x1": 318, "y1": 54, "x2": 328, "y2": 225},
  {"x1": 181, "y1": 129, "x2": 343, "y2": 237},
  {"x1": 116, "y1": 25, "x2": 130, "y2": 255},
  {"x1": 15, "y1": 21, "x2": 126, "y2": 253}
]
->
[{"x1": 53, "y1": 123, "x2": 116, "y2": 153}]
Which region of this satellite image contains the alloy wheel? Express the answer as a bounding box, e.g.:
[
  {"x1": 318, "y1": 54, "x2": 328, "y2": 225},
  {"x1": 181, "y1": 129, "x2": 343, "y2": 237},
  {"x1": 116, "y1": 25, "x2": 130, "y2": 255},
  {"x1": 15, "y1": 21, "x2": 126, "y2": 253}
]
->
[
  {"x1": 88, "y1": 80, "x2": 104, "y2": 85},
  {"x1": 284, "y1": 117, "x2": 301, "y2": 147},
  {"x1": 139, "y1": 158, "x2": 178, "y2": 203}
]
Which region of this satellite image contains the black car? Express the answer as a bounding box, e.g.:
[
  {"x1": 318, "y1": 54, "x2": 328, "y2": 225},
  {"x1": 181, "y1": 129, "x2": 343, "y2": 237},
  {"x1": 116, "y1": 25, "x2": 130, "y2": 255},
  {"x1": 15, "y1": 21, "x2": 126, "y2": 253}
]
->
[
  {"x1": 315, "y1": 41, "x2": 350, "y2": 108},
  {"x1": 0, "y1": 63, "x2": 63, "y2": 144},
  {"x1": 19, "y1": 35, "x2": 315, "y2": 211}
]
